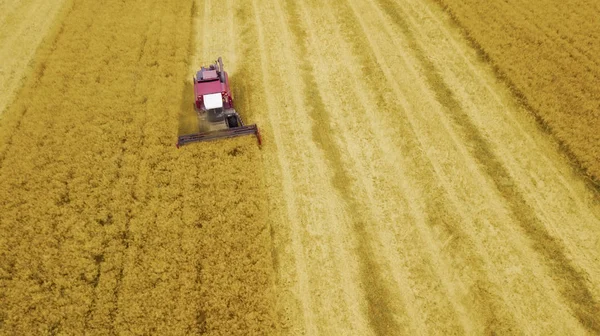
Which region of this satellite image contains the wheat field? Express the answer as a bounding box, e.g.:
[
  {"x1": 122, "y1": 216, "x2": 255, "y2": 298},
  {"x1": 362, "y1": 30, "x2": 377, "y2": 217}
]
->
[{"x1": 1, "y1": 0, "x2": 599, "y2": 335}]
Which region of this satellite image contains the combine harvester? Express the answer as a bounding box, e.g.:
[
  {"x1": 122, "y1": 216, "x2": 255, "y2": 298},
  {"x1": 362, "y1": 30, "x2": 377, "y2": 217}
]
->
[{"x1": 177, "y1": 57, "x2": 261, "y2": 148}]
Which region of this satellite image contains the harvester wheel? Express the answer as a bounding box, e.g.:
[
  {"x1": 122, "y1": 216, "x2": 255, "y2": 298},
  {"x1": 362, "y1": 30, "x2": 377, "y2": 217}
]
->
[{"x1": 226, "y1": 115, "x2": 239, "y2": 128}]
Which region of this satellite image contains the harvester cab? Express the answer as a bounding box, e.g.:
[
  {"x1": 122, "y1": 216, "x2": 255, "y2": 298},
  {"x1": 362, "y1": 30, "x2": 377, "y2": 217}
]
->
[{"x1": 177, "y1": 57, "x2": 261, "y2": 148}]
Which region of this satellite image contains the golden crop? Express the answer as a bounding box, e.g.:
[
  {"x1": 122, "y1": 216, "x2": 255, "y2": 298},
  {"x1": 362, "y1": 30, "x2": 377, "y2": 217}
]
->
[{"x1": 0, "y1": 0, "x2": 275, "y2": 335}]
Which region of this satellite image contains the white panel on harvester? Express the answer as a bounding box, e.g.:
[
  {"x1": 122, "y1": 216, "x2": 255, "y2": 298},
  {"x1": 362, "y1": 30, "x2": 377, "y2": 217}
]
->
[{"x1": 203, "y1": 93, "x2": 223, "y2": 109}]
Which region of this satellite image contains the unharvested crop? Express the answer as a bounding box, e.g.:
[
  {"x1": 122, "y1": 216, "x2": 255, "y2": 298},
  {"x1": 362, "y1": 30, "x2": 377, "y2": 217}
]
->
[{"x1": 0, "y1": 0, "x2": 275, "y2": 334}]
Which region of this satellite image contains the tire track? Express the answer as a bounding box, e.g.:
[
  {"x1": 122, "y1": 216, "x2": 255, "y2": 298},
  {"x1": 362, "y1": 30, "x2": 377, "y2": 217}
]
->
[{"x1": 281, "y1": 0, "x2": 400, "y2": 334}]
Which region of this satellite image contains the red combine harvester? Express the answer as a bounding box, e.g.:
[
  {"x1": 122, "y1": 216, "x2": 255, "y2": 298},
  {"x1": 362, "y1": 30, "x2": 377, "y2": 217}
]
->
[{"x1": 176, "y1": 57, "x2": 261, "y2": 148}]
